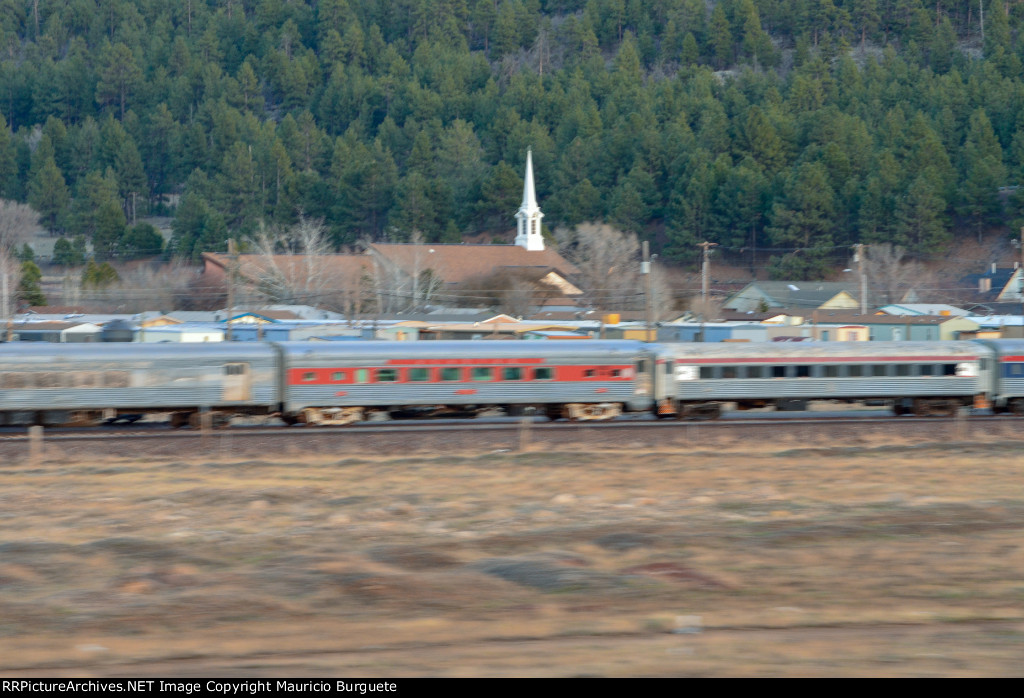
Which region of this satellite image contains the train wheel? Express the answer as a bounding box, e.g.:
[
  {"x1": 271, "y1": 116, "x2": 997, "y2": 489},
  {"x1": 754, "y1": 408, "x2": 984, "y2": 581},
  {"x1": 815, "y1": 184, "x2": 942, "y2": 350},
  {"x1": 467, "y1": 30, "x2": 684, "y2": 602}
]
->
[{"x1": 1011, "y1": 400, "x2": 1024, "y2": 416}]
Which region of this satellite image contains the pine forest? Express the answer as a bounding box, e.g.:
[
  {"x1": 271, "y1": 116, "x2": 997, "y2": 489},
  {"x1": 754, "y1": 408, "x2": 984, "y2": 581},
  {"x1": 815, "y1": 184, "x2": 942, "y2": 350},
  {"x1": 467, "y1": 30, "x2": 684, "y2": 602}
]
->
[{"x1": 2, "y1": 0, "x2": 1024, "y2": 279}]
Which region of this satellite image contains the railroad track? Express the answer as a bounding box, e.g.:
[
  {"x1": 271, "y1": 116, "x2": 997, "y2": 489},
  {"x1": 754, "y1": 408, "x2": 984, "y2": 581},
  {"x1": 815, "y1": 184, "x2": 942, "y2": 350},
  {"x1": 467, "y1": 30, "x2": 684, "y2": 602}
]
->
[{"x1": 0, "y1": 412, "x2": 996, "y2": 439}]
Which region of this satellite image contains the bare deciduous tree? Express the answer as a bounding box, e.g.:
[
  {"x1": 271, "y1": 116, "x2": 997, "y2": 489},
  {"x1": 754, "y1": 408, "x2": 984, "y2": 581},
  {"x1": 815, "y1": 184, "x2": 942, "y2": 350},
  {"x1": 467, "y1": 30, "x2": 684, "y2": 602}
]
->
[
  {"x1": 367, "y1": 231, "x2": 442, "y2": 314},
  {"x1": 558, "y1": 222, "x2": 673, "y2": 317},
  {"x1": 0, "y1": 201, "x2": 40, "y2": 327},
  {"x1": 862, "y1": 243, "x2": 933, "y2": 306},
  {"x1": 249, "y1": 216, "x2": 344, "y2": 307}
]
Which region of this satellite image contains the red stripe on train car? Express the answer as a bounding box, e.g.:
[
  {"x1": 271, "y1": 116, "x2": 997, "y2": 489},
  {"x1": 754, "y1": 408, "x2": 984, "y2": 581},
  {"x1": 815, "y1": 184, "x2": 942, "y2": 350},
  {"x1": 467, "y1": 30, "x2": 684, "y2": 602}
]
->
[
  {"x1": 999, "y1": 356, "x2": 1024, "y2": 362},
  {"x1": 386, "y1": 358, "x2": 544, "y2": 365},
  {"x1": 454, "y1": 389, "x2": 477, "y2": 395}
]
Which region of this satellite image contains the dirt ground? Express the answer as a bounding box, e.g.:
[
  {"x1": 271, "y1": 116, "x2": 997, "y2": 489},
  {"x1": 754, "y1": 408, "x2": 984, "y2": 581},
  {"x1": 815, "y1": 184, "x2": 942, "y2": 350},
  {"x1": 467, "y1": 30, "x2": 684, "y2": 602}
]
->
[{"x1": 1, "y1": 434, "x2": 1024, "y2": 677}]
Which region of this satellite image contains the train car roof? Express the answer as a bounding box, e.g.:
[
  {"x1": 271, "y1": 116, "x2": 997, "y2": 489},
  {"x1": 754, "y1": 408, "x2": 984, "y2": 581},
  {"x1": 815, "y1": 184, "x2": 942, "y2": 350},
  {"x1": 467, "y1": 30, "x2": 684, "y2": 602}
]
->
[
  {"x1": 0, "y1": 341, "x2": 278, "y2": 364},
  {"x1": 665, "y1": 341, "x2": 984, "y2": 361},
  {"x1": 973, "y1": 338, "x2": 1024, "y2": 357},
  {"x1": 275, "y1": 339, "x2": 650, "y2": 361}
]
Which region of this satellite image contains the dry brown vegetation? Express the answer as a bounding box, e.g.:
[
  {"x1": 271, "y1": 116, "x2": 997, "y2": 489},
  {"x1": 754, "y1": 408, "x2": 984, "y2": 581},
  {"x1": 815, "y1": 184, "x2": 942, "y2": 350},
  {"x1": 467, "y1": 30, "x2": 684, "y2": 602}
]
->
[{"x1": 1, "y1": 436, "x2": 1024, "y2": 677}]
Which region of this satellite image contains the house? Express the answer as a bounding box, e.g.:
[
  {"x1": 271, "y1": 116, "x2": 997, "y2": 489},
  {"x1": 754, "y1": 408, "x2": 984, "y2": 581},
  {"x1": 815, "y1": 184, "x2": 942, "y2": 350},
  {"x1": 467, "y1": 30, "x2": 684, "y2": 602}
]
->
[
  {"x1": 723, "y1": 281, "x2": 861, "y2": 312},
  {"x1": 9, "y1": 321, "x2": 103, "y2": 342},
  {"x1": 876, "y1": 304, "x2": 970, "y2": 317},
  {"x1": 772, "y1": 311, "x2": 979, "y2": 341},
  {"x1": 138, "y1": 325, "x2": 224, "y2": 342},
  {"x1": 959, "y1": 265, "x2": 1024, "y2": 303}
]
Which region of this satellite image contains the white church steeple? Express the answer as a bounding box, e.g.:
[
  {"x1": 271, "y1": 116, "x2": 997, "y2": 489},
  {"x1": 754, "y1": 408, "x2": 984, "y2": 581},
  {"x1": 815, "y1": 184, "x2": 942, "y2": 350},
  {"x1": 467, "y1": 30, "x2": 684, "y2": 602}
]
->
[{"x1": 514, "y1": 149, "x2": 544, "y2": 251}]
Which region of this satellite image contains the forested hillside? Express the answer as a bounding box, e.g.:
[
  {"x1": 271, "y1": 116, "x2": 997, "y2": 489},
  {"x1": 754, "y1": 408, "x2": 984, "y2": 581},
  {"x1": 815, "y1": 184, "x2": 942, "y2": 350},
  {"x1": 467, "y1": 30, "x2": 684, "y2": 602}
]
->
[{"x1": 3, "y1": 0, "x2": 1024, "y2": 279}]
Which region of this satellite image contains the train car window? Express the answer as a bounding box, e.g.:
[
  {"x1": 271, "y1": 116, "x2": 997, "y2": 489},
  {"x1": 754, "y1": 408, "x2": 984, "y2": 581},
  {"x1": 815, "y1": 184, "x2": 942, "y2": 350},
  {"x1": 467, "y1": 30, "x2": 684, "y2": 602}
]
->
[
  {"x1": 332, "y1": 371, "x2": 346, "y2": 381},
  {"x1": 848, "y1": 365, "x2": 863, "y2": 377},
  {"x1": 872, "y1": 365, "x2": 888, "y2": 377},
  {"x1": 503, "y1": 367, "x2": 522, "y2": 381},
  {"x1": 472, "y1": 367, "x2": 493, "y2": 381},
  {"x1": 73, "y1": 372, "x2": 101, "y2": 388},
  {"x1": 2, "y1": 373, "x2": 29, "y2": 388},
  {"x1": 583, "y1": 369, "x2": 596, "y2": 378},
  {"x1": 440, "y1": 367, "x2": 461, "y2": 381},
  {"x1": 104, "y1": 371, "x2": 130, "y2": 388},
  {"x1": 700, "y1": 366, "x2": 716, "y2": 379},
  {"x1": 1007, "y1": 363, "x2": 1024, "y2": 377},
  {"x1": 609, "y1": 368, "x2": 622, "y2": 378},
  {"x1": 747, "y1": 366, "x2": 766, "y2": 378},
  {"x1": 407, "y1": 368, "x2": 429, "y2": 382},
  {"x1": 533, "y1": 367, "x2": 553, "y2": 380},
  {"x1": 980, "y1": 359, "x2": 989, "y2": 372},
  {"x1": 225, "y1": 364, "x2": 247, "y2": 376},
  {"x1": 722, "y1": 366, "x2": 738, "y2": 379},
  {"x1": 895, "y1": 364, "x2": 911, "y2": 377},
  {"x1": 375, "y1": 369, "x2": 398, "y2": 382},
  {"x1": 355, "y1": 369, "x2": 370, "y2": 384},
  {"x1": 795, "y1": 365, "x2": 810, "y2": 378},
  {"x1": 921, "y1": 364, "x2": 937, "y2": 377},
  {"x1": 772, "y1": 366, "x2": 787, "y2": 378},
  {"x1": 941, "y1": 364, "x2": 957, "y2": 376},
  {"x1": 302, "y1": 371, "x2": 317, "y2": 382},
  {"x1": 36, "y1": 372, "x2": 63, "y2": 388},
  {"x1": 824, "y1": 365, "x2": 840, "y2": 377}
]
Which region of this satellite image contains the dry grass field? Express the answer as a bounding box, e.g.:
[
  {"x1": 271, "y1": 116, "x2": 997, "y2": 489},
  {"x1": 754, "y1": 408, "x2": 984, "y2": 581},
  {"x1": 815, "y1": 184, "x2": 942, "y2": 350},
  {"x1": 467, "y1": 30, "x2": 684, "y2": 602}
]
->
[{"x1": 1, "y1": 433, "x2": 1024, "y2": 677}]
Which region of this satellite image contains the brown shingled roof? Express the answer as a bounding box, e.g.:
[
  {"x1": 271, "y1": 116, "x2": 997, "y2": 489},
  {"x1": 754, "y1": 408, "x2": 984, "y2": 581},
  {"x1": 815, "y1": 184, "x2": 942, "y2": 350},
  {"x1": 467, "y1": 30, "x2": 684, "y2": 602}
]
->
[{"x1": 368, "y1": 243, "x2": 578, "y2": 285}]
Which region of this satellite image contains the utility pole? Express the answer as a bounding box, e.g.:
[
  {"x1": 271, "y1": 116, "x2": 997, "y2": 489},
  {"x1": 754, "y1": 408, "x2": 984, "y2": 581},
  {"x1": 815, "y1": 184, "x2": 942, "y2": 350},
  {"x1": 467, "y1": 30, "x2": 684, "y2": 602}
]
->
[
  {"x1": 226, "y1": 239, "x2": 237, "y2": 341},
  {"x1": 854, "y1": 243, "x2": 868, "y2": 315},
  {"x1": 1019, "y1": 227, "x2": 1024, "y2": 319},
  {"x1": 699, "y1": 241, "x2": 717, "y2": 302},
  {"x1": 1, "y1": 264, "x2": 9, "y2": 342},
  {"x1": 642, "y1": 240, "x2": 653, "y2": 342}
]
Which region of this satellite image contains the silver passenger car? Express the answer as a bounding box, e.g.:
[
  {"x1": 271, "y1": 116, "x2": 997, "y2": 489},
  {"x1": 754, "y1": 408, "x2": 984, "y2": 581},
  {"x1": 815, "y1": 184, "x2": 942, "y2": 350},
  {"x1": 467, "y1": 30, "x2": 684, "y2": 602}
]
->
[
  {"x1": 661, "y1": 341, "x2": 993, "y2": 418},
  {"x1": 0, "y1": 342, "x2": 279, "y2": 426},
  {"x1": 974, "y1": 339, "x2": 1024, "y2": 413},
  {"x1": 277, "y1": 340, "x2": 655, "y2": 424}
]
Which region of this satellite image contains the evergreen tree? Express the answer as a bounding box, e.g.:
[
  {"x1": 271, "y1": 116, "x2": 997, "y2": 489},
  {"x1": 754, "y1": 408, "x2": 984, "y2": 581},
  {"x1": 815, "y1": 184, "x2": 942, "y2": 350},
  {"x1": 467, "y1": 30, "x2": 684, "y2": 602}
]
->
[
  {"x1": 959, "y1": 108, "x2": 1007, "y2": 241},
  {"x1": 120, "y1": 222, "x2": 164, "y2": 259},
  {"x1": 52, "y1": 236, "x2": 87, "y2": 267},
  {"x1": 81, "y1": 259, "x2": 120, "y2": 289},
  {"x1": 17, "y1": 260, "x2": 46, "y2": 307},
  {"x1": 766, "y1": 161, "x2": 837, "y2": 280},
  {"x1": 26, "y1": 136, "x2": 69, "y2": 233},
  {"x1": 96, "y1": 42, "x2": 143, "y2": 119}
]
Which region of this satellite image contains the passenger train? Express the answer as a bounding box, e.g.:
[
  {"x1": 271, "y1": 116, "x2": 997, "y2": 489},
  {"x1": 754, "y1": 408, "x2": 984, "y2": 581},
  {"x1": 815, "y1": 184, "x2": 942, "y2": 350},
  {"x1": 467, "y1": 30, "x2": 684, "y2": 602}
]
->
[{"x1": 2, "y1": 338, "x2": 1024, "y2": 426}]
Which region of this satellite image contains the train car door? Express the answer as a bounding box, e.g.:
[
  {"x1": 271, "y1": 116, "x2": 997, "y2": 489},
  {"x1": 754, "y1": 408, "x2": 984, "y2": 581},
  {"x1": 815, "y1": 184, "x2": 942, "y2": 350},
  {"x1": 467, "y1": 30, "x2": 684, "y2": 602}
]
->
[
  {"x1": 223, "y1": 363, "x2": 251, "y2": 401},
  {"x1": 635, "y1": 357, "x2": 652, "y2": 396}
]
